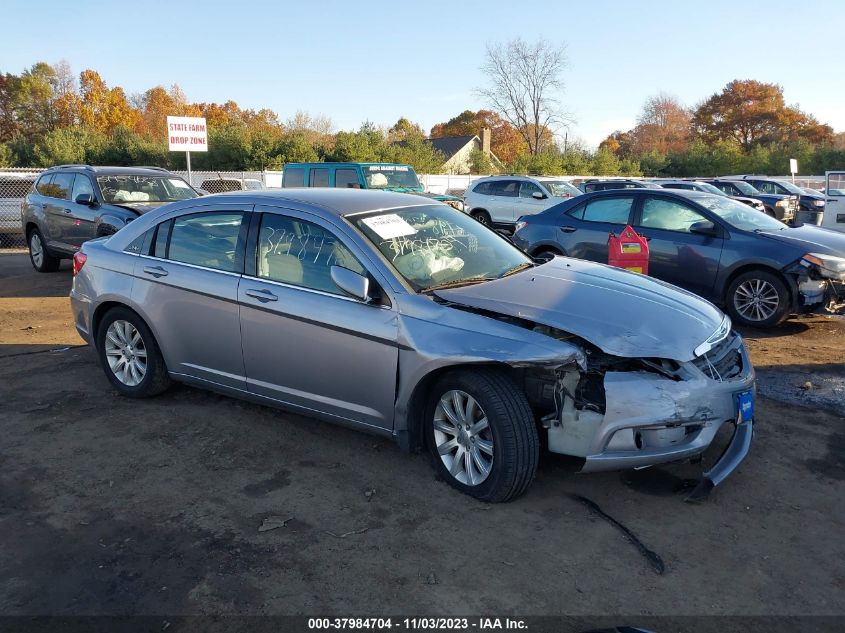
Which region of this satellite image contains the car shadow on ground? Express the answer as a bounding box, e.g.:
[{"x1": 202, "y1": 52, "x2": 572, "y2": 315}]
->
[
  {"x1": 0, "y1": 251, "x2": 72, "y2": 298},
  {"x1": 737, "y1": 318, "x2": 810, "y2": 338}
]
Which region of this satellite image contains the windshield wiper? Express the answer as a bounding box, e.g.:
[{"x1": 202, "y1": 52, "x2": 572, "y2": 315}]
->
[
  {"x1": 499, "y1": 262, "x2": 535, "y2": 278},
  {"x1": 423, "y1": 277, "x2": 496, "y2": 293}
]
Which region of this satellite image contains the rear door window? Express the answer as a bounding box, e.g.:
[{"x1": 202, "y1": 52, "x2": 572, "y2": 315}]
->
[
  {"x1": 569, "y1": 196, "x2": 634, "y2": 224},
  {"x1": 310, "y1": 168, "x2": 330, "y2": 187},
  {"x1": 166, "y1": 212, "x2": 245, "y2": 272},
  {"x1": 334, "y1": 168, "x2": 360, "y2": 188},
  {"x1": 45, "y1": 173, "x2": 74, "y2": 199},
  {"x1": 490, "y1": 180, "x2": 519, "y2": 197},
  {"x1": 282, "y1": 168, "x2": 305, "y2": 187}
]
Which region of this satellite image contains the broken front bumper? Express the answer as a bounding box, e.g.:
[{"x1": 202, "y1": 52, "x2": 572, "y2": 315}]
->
[{"x1": 549, "y1": 334, "x2": 755, "y2": 491}]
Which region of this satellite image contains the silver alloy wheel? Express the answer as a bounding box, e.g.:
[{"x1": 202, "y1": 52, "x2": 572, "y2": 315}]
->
[
  {"x1": 734, "y1": 278, "x2": 780, "y2": 322},
  {"x1": 433, "y1": 389, "x2": 494, "y2": 486},
  {"x1": 104, "y1": 320, "x2": 148, "y2": 386},
  {"x1": 30, "y1": 232, "x2": 44, "y2": 268}
]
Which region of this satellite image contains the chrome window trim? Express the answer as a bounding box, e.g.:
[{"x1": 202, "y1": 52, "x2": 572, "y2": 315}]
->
[
  {"x1": 138, "y1": 253, "x2": 243, "y2": 278},
  {"x1": 241, "y1": 273, "x2": 393, "y2": 309}
]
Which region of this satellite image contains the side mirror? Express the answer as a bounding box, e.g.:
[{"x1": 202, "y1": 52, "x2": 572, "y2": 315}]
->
[
  {"x1": 532, "y1": 191, "x2": 547, "y2": 200},
  {"x1": 689, "y1": 220, "x2": 719, "y2": 237},
  {"x1": 75, "y1": 193, "x2": 96, "y2": 206},
  {"x1": 331, "y1": 265, "x2": 372, "y2": 302}
]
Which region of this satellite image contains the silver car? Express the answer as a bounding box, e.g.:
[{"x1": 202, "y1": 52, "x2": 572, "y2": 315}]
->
[{"x1": 70, "y1": 189, "x2": 755, "y2": 502}]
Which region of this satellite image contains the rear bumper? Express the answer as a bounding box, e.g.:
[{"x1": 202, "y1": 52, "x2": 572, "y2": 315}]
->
[{"x1": 70, "y1": 289, "x2": 94, "y2": 345}]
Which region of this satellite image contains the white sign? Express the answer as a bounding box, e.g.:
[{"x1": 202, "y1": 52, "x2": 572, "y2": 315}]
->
[
  {"x1": 362, "y1": 214, "x2": 418, "y2": 239},
  {"x1": 167, "y1": 116, "x2": 208, "y2": 152},
  {"x1": 789, "y1": 158, "x2": 798, "y2": 174}
]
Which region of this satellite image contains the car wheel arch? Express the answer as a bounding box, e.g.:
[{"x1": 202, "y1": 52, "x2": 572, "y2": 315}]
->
[
  {"x1": 92, "y1": 302, "x2": 166, "y2": 358},
  {"x1": 531, "y1": 243, "x2": 566, "y2": 258},
  {"x1": 400, "y1": 361, "x2": 520, "y2": 453},
  {"x1": 721, "y1": 264, "x2": 796, "y2": 311}
]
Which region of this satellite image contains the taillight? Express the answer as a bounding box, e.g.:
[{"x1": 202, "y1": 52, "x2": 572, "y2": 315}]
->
[{"x1": 72, "y1": 251, "x2": 87, "y2": 276}]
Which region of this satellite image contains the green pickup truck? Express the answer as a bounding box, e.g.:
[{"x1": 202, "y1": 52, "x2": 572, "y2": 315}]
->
[{"x1": 281, "y1": 162, "x2": 465, "y2": 212}]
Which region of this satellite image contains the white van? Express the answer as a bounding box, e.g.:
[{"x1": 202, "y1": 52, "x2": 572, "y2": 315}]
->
[{"x1": 823, "y1": 172, "x2": 845, "y2": 233}]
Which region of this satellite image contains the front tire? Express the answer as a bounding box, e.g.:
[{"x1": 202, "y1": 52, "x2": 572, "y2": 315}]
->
[
  {"x1": 96, "y1": 307, "x2": 171, "y2": 398},
  {"x1": 725, "y1": 270, "x2": 790, "y2": 328},
  {"x1": 28, "y1": 229, "x2": 60, "y2": 273},
  {"x1": 426, "y1": 369, "x2": 538, "y2": 502}
]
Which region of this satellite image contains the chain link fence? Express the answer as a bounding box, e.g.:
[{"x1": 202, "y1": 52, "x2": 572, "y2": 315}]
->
[{"x1": 1, "y1": 168, "x2": 43, "y2": 249}]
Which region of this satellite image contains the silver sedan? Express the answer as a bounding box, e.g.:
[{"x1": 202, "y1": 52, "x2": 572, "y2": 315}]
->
[{"x1": 70, "y1": 189, "x2": 754, "y2": 502}]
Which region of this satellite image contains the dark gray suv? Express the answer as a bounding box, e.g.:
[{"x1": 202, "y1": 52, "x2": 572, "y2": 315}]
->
[{"x1": 21, "y1": 165, "x2": 200, "y2": 272}]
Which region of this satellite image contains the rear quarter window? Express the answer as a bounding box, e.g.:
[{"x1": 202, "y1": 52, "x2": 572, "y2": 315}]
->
[{"x1": 35, "y1": 174, "x2": 54, "y2": 195}]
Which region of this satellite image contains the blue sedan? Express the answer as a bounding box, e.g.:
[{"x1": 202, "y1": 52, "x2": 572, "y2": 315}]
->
[{"x1": 512, "y1": 189, "x2": 845, "y2": 328}]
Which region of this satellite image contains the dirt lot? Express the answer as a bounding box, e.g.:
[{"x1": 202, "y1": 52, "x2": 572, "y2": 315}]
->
[{"x1": 1, "y1": 250, "x2": 843, "y2": 625}]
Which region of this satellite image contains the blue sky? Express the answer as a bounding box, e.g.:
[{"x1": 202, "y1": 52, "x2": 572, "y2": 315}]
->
[{"x1": 2, "y1": 0, "x2": 841, "y2": 147}]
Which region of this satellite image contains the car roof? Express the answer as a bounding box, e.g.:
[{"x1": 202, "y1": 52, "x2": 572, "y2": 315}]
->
[
  {"x1": 171, "y1": 188, "x2": 436, "y2": 217},
  {"x1": 45, "y1": 165, "x2": 179, "y2": 177},
  {"x1": 584, "y1": 188, "x2": 711, "y2": 200}
]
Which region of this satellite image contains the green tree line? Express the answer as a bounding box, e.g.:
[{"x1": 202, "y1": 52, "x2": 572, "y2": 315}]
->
[{"x1": 1, "y1": 63, "x2": 842, "y2": 176}]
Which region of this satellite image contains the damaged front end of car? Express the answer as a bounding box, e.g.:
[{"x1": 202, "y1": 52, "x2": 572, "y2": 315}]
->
[
  {"x1": 786, "y1": 253, "x2": 845, "y2": 315},
  {"x1": 518, "y1": 320, "x2": 754, "y2": 500},
  {"x1": 421, "y1": 257, "x2": 756, "y2": 498}
]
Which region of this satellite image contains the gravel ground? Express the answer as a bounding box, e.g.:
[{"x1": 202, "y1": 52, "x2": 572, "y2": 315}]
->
[{"x1": 1, "y1": 251, "x2": 843, "y2": 626}]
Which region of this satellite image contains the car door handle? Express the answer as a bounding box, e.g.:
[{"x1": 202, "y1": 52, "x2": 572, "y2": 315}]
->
[
  {"x1": 63, "y1": 208, "x2": 73, "y2": 214},
  {"x1": 245, "y1": 288, "x2": 278, "y2": 303},
  {"x1": 559, "y1": 226, "x2": 577, "y2": 233},
  {"x1": 142, "y1": 266, "x2": 169, "y2": 278}
]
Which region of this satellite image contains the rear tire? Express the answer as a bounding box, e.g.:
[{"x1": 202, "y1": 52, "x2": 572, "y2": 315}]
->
[
  {"x1": 725, "y1": 269, "x2": 790, "y2": 328},
  {"x1": 28, "y1": 229, "x2": 60, "y2": 273},
  {"x1": 471, "y1": 210, "x2": 492, "y2": 226},
  {"x1": 96, "y1": 307, "x2": 171, "y2": 398},
  {"x1": 425, "y1": 368, "x2": 538, "y2": 503}
]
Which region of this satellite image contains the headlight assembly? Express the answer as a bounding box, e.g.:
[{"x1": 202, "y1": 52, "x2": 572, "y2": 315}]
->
[
  {"x1": 694, "y1": 314, "x2": 732, "y2": 357},
  {"x1": 813, "y1": 199, "x2": 825, "y2": 207},
  {"x1": 803, "y1": 253, "x2": 845, "y2": 280}
]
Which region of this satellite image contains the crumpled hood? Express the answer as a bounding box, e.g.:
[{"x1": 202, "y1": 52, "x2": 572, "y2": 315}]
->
[
  {"x1": 434, "y1": 257, "x2": 725, "y2": 362},
  {"x1": 756, "y1": 225, "x2": 845, "y2": 255}
]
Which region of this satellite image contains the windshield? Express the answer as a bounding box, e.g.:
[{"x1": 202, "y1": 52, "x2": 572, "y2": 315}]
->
[
  {"x1": 774, "y1": 180, "x2": 805, "y2": 195},
  {"x1": 97, "y1": 175, "x2": 198, "y2": 204},
  {"x1": 694, "y1": 182, "x2": 728, "y2": 196},
  {"x1": 697, "y1": 195, "x2": 787, "y2": 232},
  {"x1": 363, "y1": 165, "x2": 421, "y2": 190},
  {"x1": 352, "y1": 204, "x2": 531, "y2": 292},
  {"x1": 543, "y1": 181, "x2": 581, "y2": 197},
  {"x1": 729, "y1": 180, "x2": 761, "y2": 196}
]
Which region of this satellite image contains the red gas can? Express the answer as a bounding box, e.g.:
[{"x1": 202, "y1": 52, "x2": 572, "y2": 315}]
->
[{"x1": 608, "y1": 225, "x2": 649, "y2": 275}]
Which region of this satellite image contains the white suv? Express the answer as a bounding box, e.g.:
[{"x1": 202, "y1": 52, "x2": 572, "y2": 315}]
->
[{"x1": 464, "y1": 176, "x2": 581, "y2": 229}]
